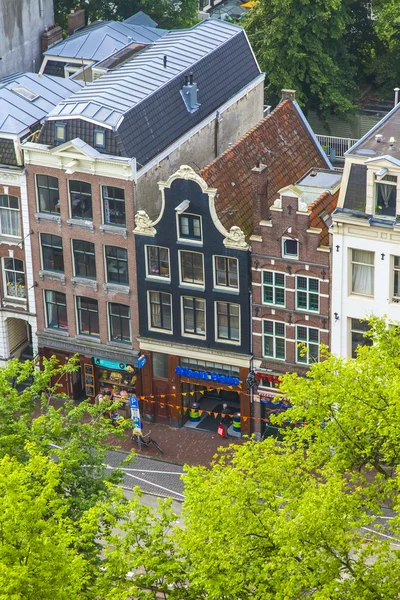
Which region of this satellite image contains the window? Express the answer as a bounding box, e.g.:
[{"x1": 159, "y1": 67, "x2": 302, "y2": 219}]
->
[
  {"x1": 182, "y1": 297, "x2": 206, "y2": 337},
  {"x1": 105, "y1": 246, "x2": 128, "y2": 285},
  {"x1": 0, "y1": 195, "x2": 21, "y2": 237},
  {"x1": 72, "y1": 240, "x2": 96, "y2": 279},
  {"x1": 351, "y1": 249, "x2": 374, "y2": 296},
  {"x1": 180, "y1": 251, "x2": 204, "y2": 285},
  {"x1": 149, "y1": 291, "x2": 172, "y2": 331},
  {"x1": 216, "y1": 302, "x2": 240, "y2": 342},
  {"x1": 393, "y1": 256, "x2": 400, "y2": 302},
  {"x1": 36, "y1": 175, "x2": 60, "y2": 214},
  {"x1": 13, "y1": 85, "x2": 38, "y2": 102},
  {"x1": 94, "y1": 129, "x2": 106, "y2": 149},
  {"x1": 45, "y1": 291, "x2": 67, "y2": 330},
  {"x1": 146, "y1": 246, "x2": 170, "y2": 279},
  {"x1": 350, "y1": 319, "x2": 372, "y2": 358},
  {"x1": 283, "y1": 238, "x2": 298, "y2": 259},
  {"x1": 3, "y1": 258, "x2": 26, "y2": 299},
  {"x1": 296, "y1": 276, "x2": 319, "y2": 312},
  {"x1": 376, "y1": 174, "x2": 397, "y2": 217},
  {"x1": 296, "y1": 326, "x2": 319, "y2": 364},
  {"x1": 263, "y1": 320, "x2": 285, "y2": 360},
  {"x1": 262, "y1": 271, "x2": 285, "y2": 306},
  {"x1": 178, "y1": 214, "x2": 202, "y2": 240},
  {"x1": 69, "y1": 181, "x2": 92, "y2": 220},
  {"x1": 153, "y1": 352, "x2": 169, "y2": 378},
  {"x1": 214, "y1": 256, "x2": 238, "y2": 289},
  {"x1": 108, "y1": 303, "x2": 131, "y2": 343},
  {"x1": 77, "y1": 297, "x2": 99, "y2": 337},
  {"x1": 41, "y1": 234, "x2": 64, "y2": 272},
  {"x1": 102, "y1": 186, "x2": 126, "y2": 227},
  {"x1": 54, "y1": 122, "x2": 66, "y2": 144}
]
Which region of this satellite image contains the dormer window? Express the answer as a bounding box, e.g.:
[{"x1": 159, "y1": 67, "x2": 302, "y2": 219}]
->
[
  {"x1": 94, "y1": 129, "x2": 106, "y2": 150},
  {"x1": 282, "y1": 237, "x2": 298, "y2": 259},
  {"x1": 54, "y1": 122, "x2": 66, "y2": 145},
  {"x1": 375, "y1": 174, "x2": 397, "y2": 218}
]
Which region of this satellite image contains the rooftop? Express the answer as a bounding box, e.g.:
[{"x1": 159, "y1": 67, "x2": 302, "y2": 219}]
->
[
  {"x1": 0, "y1": 72, "x2": 82, "y2": 136},
  {"x1": 297, "y1": 168, "x2": 342, "y2": 190},
  {"x1": 347, "y1": 101, "x2": 400, "y2": 161}
]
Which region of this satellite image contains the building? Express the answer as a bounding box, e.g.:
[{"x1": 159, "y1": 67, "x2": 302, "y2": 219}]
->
[
  {"x1": 331, "y1": 102, "x2": 400, "y2": 358},
  {"x1": 0, "y1": 71, "x2": 81, "y2": 364},
  {"x1": 22, "y1": 19, "x2": 263, "y2": 400},
  {"x1": 0, "y1": 0, "x2": 54, "y2": 78},
  {"x1": 134, "y1": 165, "x2": 251, "y2": 431}
]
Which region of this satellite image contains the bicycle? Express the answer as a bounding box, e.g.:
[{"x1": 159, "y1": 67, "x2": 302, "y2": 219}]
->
[{"x1": 132, "y1": 430, "x2": 164, "y2": 454}]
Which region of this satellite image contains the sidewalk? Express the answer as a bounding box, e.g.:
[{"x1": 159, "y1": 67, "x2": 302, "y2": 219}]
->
[{"x1": 109, "y1": 421, "x2": 244, "y2": 466}]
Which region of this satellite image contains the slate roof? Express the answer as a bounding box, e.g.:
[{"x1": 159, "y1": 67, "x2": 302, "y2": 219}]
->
[
  {"x1": 201, "y1": 100, "x2": 330, "y2": 238},
  {"x1": 309, "y1": 188, "x2": 339, "y2": 246},
  {"x1": 342, "y1": 164, "x2": 367, "y2": 212},
  {"x1": 0, "y1": 73, "x2": 82, "y2": 136},
  {"x1": 124, "y1": 11, "x2": 158, "y2": 27},
  {"x1": 43, "y1": 20, "x2": 165, "y2": 62}
]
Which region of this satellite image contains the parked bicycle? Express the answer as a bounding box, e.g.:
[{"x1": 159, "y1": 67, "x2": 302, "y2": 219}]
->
[{"x1": 132, "y1": 430, "x2": 164, "y2": 454}]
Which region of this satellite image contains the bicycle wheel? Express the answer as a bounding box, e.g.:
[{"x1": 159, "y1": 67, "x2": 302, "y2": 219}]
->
[{"x1": 151, "y1": 439, "x2": 164, "y2": 454}]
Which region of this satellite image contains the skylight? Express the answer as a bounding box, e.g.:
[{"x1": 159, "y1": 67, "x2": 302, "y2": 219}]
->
[{"x1": 12, "y1": 85, "x2": 39, "y2": 102}]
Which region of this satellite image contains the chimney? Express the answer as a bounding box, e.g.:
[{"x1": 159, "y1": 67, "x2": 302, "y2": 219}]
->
[
  {"x1": 251, "y1": 162, "x2": 269, "y2": 236},
  {"x1": 163, "y1": 55, "x2": 167, "y2": 68},
  {"x1": 281, "y1": 89, "x2": 296, "y2": 102},
  {"x1": 67, "y1": 7, "x2": 85, "y2": 36},
  {"x1": 41, "y1": 25, "x2": 63, "y2": 52},
  {"x1": 181, "y1": 72, "x2": 200, "y2": 112}
]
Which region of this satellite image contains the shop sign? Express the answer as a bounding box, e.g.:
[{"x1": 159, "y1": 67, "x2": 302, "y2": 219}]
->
[
  {"x1": 129, "y1": 395, "x2": 142, "y2": 434},
  {"x1": 94, "y1": 357, "x2": 131, "y2": 371},
  {"x1": 175, "y1": 365, "x2": 240, "y2": 386},
  {"x1": 136, "y1": 355, "x2": 147, "y2": 369}
]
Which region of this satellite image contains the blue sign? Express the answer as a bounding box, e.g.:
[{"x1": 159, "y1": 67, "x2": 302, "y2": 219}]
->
[
  {"x1": 136, "y1": 355, "x2": 147, "y2": 369},
  {"x1": 175, "y1": 366, "x2": 240, "y2": 387},
  {"x1": 129, "y1": 395, "x2": 142, "y2": 433}
]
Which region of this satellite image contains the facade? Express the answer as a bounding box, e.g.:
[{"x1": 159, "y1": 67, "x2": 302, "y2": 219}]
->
[
  {"x1": 331, "y1": 102, "x2": 400, "y2": 358},
  {"x1": 134, "y1": 165, "x2": 251, "y2": 431},
  {"x1": 0, "y1": 0, "x2": 54, "y2": 78}
]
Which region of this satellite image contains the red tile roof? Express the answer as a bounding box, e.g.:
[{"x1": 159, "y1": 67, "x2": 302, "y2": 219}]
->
[
  {"x1": 201, "y1": 100, "x2": 328, "y2": 238},
  {"x1": 309, "y1": 188, "x2": 340, "y2": 247}
]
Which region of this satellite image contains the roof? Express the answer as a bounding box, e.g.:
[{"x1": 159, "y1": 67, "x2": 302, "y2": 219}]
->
[
  {"x1": 43, "y1": 20, "x2": 165, "y2": 62},
  {"x1": 297, "y1": 169, "x2": 342, "y2": 189},
  {"x1": 124, "y1": 11, "x2": 158, "y2": 27},
  {"x1": 342, "y1": 163, "x2": 367, "y2": 212},
  {"x1": 309, "y1": 188, "x2": 339, "y2": 246},
  {"x1": 347, "y1": 100, "x2": 400, "y2": 160},
  {"x1": 0, "y1": 73, "x2": 82, "y2": 136},
  {"x1": 200, "y1": 100, "x2": 330, "y2": 238}
]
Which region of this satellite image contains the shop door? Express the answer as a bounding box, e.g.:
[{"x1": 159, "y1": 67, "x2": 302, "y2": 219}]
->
[
  {"x1": 50, "y1": 353, "x2": 69, "y2": 396},
  {"x1": 153, "y1": 380, "x2": 170, "y2": 423}
]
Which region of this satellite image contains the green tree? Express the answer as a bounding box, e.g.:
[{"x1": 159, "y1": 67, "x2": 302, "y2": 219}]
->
[{"x1": 370, "y1": 0, "x2": 400, "y2": 92}]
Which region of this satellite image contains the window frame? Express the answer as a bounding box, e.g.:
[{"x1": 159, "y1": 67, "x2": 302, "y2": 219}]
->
[
  {"x1": 177, "y1": 212, "x2": 203, "y2": 244},
  {"x1": 36, "y1": 174, "x2": 60, "y2": 215},
  {"x1": 108, "y1": 302, "x2": 131, "y2": 344},
  {"x1": 181, "y1": 296, "x2": 206, "y2": 338},
  {"x1": 262, "y1": 270, "x2": 285, "y2": 306},
  {"x1": 54, "y1": 122, "x2": 67, "y2": 144},
  {"x1": 296, "y1": 275, "x2": 320, "y2": 312},
  {"x1": 2, "y1": 257, "x2": 26, "y2": 301},
  {"x1": 282, "y1": 237, "x2": 299, "y2": 259},
  {"x1": 72, "y1": 239, "x2": 96, "y2": 280},
  {"x1": 262, "y1": 320, "x2": 286, "y2": 360},
  {"x1": 215, "y1": 301, "x2": 240, "y2": 344},
  {"x1": 0, "y1": 195, "x2": 21, "y2": 238},
  {"x1": 375, "y1": 173, "x2": 397, "y2": 218},
  {"x1": 44, "y1": 290, "x2": 68, "y2": 331},
  {"x1": 296, "y1": 325, "x2": 320, "y2": 365},
  {"x1": 148, "y1": 290, "x2": 173, "y2": 333},
  {"x1": 350, "y1": 248, "x2": 374, "y2": 297},
  {"x1": 105, "y1": 246, "x2": 129, "y2": 286},
  {"x1": 179, "y1": 250, "x2": 204, "y2": 287},
  {"x1": 145, "y1": 245, "x2": 170, "y2": 281},
  {"x1": 349, "y1": 318, "x2": 372, "y2": 358},
  {"x1": 393, "y1": 255, "x2": 400, "y2": 303},
  {"x1": 101, "y1": 185, "x2": 126, "y2": 228},
  {"x1": 213, "y1": 255, "x2": 239, "y2": 291},
  {"x1": 68, "y1": 180, "x2": 93, "y2": 221},
  {"x1": 76, "y1": 296, "x2": 100, "y2": 338},
  {"x1": 94, "y1": 128, "x2": 106, "y2": 150},
  {"x1": 40, "y1": 233, "x2": 64, "y2": 273}
]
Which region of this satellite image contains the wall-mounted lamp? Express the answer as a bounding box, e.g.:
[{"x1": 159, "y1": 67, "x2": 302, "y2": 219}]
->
[
  {"x1": 336, "y1": 245, "x2": 340, "y2": 252},
  {"x1": 286, "y1": 265, "x2": 292, "y2": 275},
  {"x1": 334, "y1": 312, "x2": 339, "y2": 322},
  {"x1": 321, "y1": 269, "x2": 326, "y2": 280},
  {"x1": 381, "y1": 253, "x2": 385, "y2": 260},
  {"x1": 254, "y1": 260, "x2": 259, "y2": 270},
  {"x1": 175, "y1": 199, "x2": 190, "y2": 214}
]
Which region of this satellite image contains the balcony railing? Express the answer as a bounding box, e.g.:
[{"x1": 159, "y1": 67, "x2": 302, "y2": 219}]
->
[{"x1": 316, "y1": 135, "x2": 359, "y2": 159}]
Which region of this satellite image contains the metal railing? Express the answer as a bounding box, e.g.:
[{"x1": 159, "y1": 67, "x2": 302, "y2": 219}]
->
[{"x1": 316, "y1": 134, "x2": 359, "y2": 159}]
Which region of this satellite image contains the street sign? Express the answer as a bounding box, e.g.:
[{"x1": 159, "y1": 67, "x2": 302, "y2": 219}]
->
[
  {"x1": 129, "y1": 395, "x2": 142, "y2": 433},
  {"x1": 136, "y1": 355, "x2": 147, "y2": 369}
]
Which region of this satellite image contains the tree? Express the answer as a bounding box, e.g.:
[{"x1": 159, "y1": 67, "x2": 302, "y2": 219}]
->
[{"x1": 369, "y1": 0, "x2": 400, "y2": 92}]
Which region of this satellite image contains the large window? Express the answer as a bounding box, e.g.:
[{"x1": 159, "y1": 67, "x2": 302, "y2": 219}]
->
[
  {"x1": 0, "y1": 195, "x2": 21, "y2": 237},
  {"x1": 263, "y1": 320, "x2": 285, "y2": 360},
  {"x1": 178, "y1": 214, "x2": 202, "y2": 241},
  {"x1": 146, "y1": 246, "x2": 170, "y2": 279},
  {"x1": 41, "y1": 234, "x2": 64, "y2": 272},
  {"x1": 376, "y1": 174, "x2": 397, "y2": 217},
  {"x1": 69, "y1": 181, "x2": 92, "y2": 220},
  {"x1": 73, "y1": 240, "x2": 96, "y2": 279},
  {"x1": 36, "y1": 175, "x2": 60, "y2": 214},
  {"x1": 45, "y1": 291, "x2": 67, "y2": 330},
  {"x1": 153, "y1": 353, "x2": 169, "y2": 378},
  {"x1": 263, "y1": 271, "x2": 285, "y2": 306},
  {"x1": 296, "y1": 276, "x2": 319, "y2": 312},
  {"x1": 182, "y1": 297, "x2": 206, "y2": 337},
  {"x1": 3, "y1": 258, "x2": 26, "y2": 299},
  {"x1": 149, "y1": 291, "x2": 172, "y2": 331},
  {"x1": 296, "y1": 326, "x2": 319, "y2": 364},
  {"x1": 350, "y1": 319, "x2": 372, "y2": 358},
  {"x1": 102, "y1": 186, "x2": 125, "y2": 227},
  {"x1": 351, "y1": 249, "x2": 374, "y2": 296},
  {"x1": 180, "y1": 251, "x2": 204, "y2": 285},
  {"x1": 77, "y1": 297, "x2": 99, "y2": 337},
  {"x1": 108, "y1": 303, "x2": 131, "y2": 343},
  {"x1": 214, "y1": 256, "x2": 238, "y2": 289},
  {"x1": 105, "y1": 246, "x2": 128, "y2": 285},
  {"x1": 393, "y1": 256, "x2": 400, "y2": 302},
  {"x1": 216, "y1": 302, "x2": 240, "y2": 342}
]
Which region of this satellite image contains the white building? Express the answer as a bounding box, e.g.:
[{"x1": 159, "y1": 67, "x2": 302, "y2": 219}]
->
[{"x1": 331, "y1": 102, "x2": 400, "y2": 357}]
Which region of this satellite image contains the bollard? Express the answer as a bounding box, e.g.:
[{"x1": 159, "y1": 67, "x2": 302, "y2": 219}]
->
[
  {"x1": 189, "y1": 402, "x2": 201, "y2": 423},
  {"x1": 232, "y1": 412, "x2": 241, "y2": 433}
]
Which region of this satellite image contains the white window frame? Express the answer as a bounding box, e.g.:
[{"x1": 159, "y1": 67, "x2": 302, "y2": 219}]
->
[
  {"x1": 296, "y1": 325, "x2": 320, "y2": 365},
  {"x1": 262, "y1": 270, "x2": 285, "y2": 306},
  {"x1": 350, "y1": 249, "x2": 374, "y2": 297},
  {"x1": 145, "y1": 245, "x2": 171, "y2": 282},
  {"x1": 101, "y1": 184, "x2": 126, "y2": 228},
  {"x1": 262, "y1": 320, "x2": 286, "y2": 360},
  {"x1": 213, "y1": 255, "x2": 239, "y2": 291},
  {"x1": 0, "y1": 195, "x2": 21, "y2": 238},
  {"x1": 282, "y1": 237, "x2": 299, "y2": 260},
  {"x1": 295, "y1": 275, "x2": 320, "y2": 312},
  {"x1": 147, "y1": 290, "x2": 173, "y2": 334},
  {"x1": 181, "y1": 296, "x2": 206, "y2": 339},
  {"x1": 68, "y1": 179, "x2": 93, "y2": 221},
  {"x1": 178, "y1": 249, "x2": 205, "y2": 288},
  {"x1": 374, "y1": 172, "x2": 397, "y2": 218},
  {"x1": 392, "y1": 255, "x2": 400, "y2": 303},
  {"x1": 2, "y1": 257, "x2": 26, "y2": 301},
  {"x1": 214, "y1": 301, "x2": 241, "y2": 345},
  {"x1": 176, "y1": 212, "x2": 203, "y2": 245},
  {"x1": 107, "y1": 302, "x2": 132, "y2": 344}
]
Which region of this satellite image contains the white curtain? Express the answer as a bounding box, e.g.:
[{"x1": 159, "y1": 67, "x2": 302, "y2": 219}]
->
[
  {"x1": 0, "y1": 208, "x2": 20, "y2": 236},
  {"x1": 352, "y1": 250, "x2": 374, "y2": 295},
  {"x1": 379, "y1": 184, "x2": 394, "y2": 208}
]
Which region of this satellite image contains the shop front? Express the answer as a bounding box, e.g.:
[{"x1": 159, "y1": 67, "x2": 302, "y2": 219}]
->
[{"x1": 253, "y1": 371, "x2": 291, "y2": 439}]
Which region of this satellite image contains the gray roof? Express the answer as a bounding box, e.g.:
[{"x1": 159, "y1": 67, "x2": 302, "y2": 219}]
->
[
  {"x1": 0, "y1": 73, "x2": 82, "y2": 136},
  {"x1": 44, "y1": 20, "x2": 166, "y2": 62},
  {"x1": 124, "y1": 11, "x2": 158, "y2": 27},
  {"x1": 346, "y1": 100, "x2": 400, "y2": 160},
  {"x1": 47, "y1": 20, "x2": 258, "y2": 130}
]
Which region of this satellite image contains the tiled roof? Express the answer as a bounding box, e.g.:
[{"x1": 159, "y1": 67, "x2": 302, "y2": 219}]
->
[
  {"x1": 309, "y1": 188, "x2": 339, "y2": 246},
  {"x1": 201, "y1": 100, "x2": 329, "y2": 238}
]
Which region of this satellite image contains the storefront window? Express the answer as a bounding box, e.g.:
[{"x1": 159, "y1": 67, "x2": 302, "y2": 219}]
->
[{"x1": 153, "y1": 353, "x2": 169, "y2": 378}]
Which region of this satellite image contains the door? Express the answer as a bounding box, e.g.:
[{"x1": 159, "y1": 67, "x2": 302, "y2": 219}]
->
[{"x1": 153, "y1": 380, "x2": 170, "y2": 423}]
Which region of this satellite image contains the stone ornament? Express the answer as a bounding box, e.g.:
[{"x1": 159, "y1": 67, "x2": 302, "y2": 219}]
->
[
  {"x1": 133, "y1": 210, "x2": 156, "y2": 236},
  {"x1": 223, "y1": 225, "x2": 249, "y2": 250}
]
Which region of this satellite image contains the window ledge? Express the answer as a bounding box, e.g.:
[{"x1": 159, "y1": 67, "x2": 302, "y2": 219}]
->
[
  {"x1": 212, "y1": 287, "x2": 240, "y2": 295},
  {"x1": 44, "y1": 327, "x2": 69, "y2": 336},
  {"x1": 0, "y1": 234, "x2": 22, "y2": 246},
  {"x1": 39, "y1": 270, "x2": 66, "y2": 284},
  {"x1": 35, "y1": 213, "x2": 61, "y2": 227},
  {"x1": 108, "y1": 340, "x2": 132, "y2": 348},
  {"x1": 76, "y1": 334, "x2": 101, "y2": 343},
  {"x1": 103, "y1": 283, "x2": 130, "y2": 296},
  {"x1": 71, "y1": 277, "x2": 98, "y2": 291},
  {"x1": 67, "y1": 218, "x2": 94, "y2": 232},
  {"x1": 2, "y1": 298, "x2": 27, "y2": 309},
  {"x1": 100, "y1": 224, "x2": 127, "y2": 239}
]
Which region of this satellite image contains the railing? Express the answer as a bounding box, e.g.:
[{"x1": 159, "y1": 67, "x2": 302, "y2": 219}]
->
[{"x1": 316, "y1": 134, "x2": 359, "y2": 159}]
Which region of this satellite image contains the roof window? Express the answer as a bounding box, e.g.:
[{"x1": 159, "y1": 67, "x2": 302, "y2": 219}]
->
[{"x1": 13, "y1": 85, "x2": 39, "y2": 102}]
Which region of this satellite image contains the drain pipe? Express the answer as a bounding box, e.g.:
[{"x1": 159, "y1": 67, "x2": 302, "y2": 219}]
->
[{"x1": 394, "y1": 88, "x2": 400, "y2": 107}]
